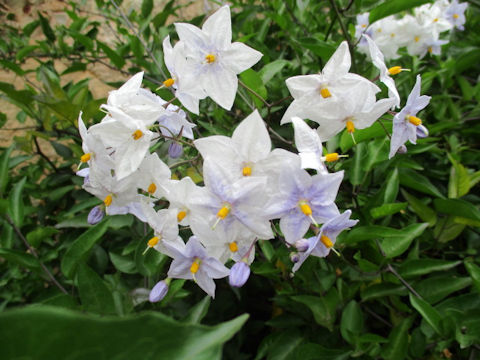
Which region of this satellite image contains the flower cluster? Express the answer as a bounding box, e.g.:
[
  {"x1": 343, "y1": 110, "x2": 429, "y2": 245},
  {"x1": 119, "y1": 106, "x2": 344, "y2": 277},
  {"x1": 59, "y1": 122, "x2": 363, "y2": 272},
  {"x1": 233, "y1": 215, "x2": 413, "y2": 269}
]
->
[
  {"x1": 76, "y1": 5, "x2": 437, "y2": 300},
  {"x1": 355, "y1": 0, "x2": 468, "y2": 59}
]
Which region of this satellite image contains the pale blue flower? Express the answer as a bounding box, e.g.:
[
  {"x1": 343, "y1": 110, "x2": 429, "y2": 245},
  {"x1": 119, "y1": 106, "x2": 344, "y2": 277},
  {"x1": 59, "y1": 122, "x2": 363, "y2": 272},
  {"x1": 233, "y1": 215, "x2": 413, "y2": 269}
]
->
[
  {"x1": 445, "y1": 0, "x2": 468, "y2": 31},
  {"x1": 389, "y1": 75, "x2": 431, "y2": 158}
]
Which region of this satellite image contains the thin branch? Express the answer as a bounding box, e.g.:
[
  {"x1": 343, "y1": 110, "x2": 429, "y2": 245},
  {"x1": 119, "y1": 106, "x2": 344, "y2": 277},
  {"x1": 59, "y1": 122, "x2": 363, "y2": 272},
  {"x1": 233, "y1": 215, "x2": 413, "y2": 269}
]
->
[
  {"x1": 377, "y1": 118, "x2": 392, "y2": 140},
  {"x1": 169, "y1": 155, "x2": 201, "y2": 169},
  {"x1": 33, "y1": 136, "x2": 57, "y2": 171},
  {"x1": 387, "y1": 263, "x2": 424, "y2": 300},
  {"x1": 239, "y1": 79, "x2": 269, "y2": 107},
  {"x1": 328, "y1": 0, "x2": 357, "y2": 72},
  {"x1": 3, "y1": 214, "x2": 68, "y2": 295}
]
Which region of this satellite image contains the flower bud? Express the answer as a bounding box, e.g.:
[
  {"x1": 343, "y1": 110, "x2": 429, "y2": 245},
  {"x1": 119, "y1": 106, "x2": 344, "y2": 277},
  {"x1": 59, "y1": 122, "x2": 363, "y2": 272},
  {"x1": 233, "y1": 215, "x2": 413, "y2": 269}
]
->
[
  {"x1": 229, "y1": 262, "x2": 250, "y2": 288},
  {"x1": 396, "y1": 145, "x2": 408, "y2": 154},
  {"x1": 149, "y1": 280, "x2": 169, "y2": 302},
  {"x1": 87, "y1": 205, "x2": 104, "y2": 225},
  {"x1": 295, "y1": 239, "x2": 310, "y2": 252},
  {"x1": 290, "y1": 252, "x2": 300, "y2": 263},
  {"x1": 168, "y1": 142, "x2": 183, "y2": 159},
  {"x1": 416, "y1": 124, "x2": 429, "y2": 139}
]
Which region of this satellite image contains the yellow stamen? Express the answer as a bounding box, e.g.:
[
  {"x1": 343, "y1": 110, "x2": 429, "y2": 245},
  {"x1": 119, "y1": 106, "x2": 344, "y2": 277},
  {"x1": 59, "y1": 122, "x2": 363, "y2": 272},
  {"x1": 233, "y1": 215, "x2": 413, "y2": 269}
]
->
[
  {"x1": 163, "y1": 78, "x2": 175, "y2": 87},
  {"x1": 177, "y1": 210, "x2": 187, "y2": 222},
  {"x1": 132, "y1": 129, "x2": 143, "y2": 140},
  {"x1": 217, "y1": 205, "x2": 230, "y2": 219},
  {"x1": 104, "y1": 194, "x2": 113, "y2": 207},
  {"x1": 320, "y1": 235, "x2": 333, "y2": 248},
  {"x1": 148, "y1": 236, "x2": 159, "y2": 248},
  {"x1": 346, "y1": 120, "x2": 355, "y2": 133},
  {"x1": 190, "y1": 259, "x2": 201, "y2": 274},
  {"x1": 320, "y1": 87, "x2": 332, "y2": 98},
  {"x1": 453, "y1": 14, "x2": 459, "y2": 19},
  {"x1": 205, "y1": 54, "x2": 216, "y2": 63},
  {"x1": 408, "y1": 116, "x2": 422, "y2": 126},
  {"x1": 433, "y1": 18, "x2": 439, "y2": 22},
  {"x1": 390, "y1": 33, "x2": 395, "y2": 38},
  {"x1": 80, "y1": 153, "x2": 91, "y2": 163},
  {"x1": 147, "y1": 183, "x2": 157, "y2": 194},
  {"x1": 299, "y1": 201, "x2": 312, "y2": 216},
  {"x1": 414, "y1": 36, "x2": 420, "y2": 42},
  {"x1": 361, "y1": 24, "x2": 366, "y2": 28},
  {"x1": 388, "y1": 66, "x2": 402, "y2": 75},
  {"x1": 242, "y1": 166, "x2": 252, "y2": 176},
  {"x1": 325, "y1": 153, "x2": 339, "y2": 162},
  {"x1": 229, "y1": 242, "x2": 238, "y2": 253},
  {"x1": 428, "y1": 47, "x2": 433, "y2": 53}
]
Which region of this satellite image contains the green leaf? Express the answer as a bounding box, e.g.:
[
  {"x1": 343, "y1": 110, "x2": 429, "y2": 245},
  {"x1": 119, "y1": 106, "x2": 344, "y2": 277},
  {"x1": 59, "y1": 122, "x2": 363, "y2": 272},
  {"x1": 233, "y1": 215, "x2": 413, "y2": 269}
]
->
[
  {"x1": 8, "y1": 177, "x2": 26, "y2": 227},
  {"x1": 380, "y1": 223, "x2": 429, "y2": 258},
  {"x1": 369, "y1": 0, "x2": 431, "y2": 23},
  {"x1": 239, "y1": 69, "x2": 267, "y2": 108},
  {"x1": 61, "y1": 219, "x2": 110, "y2": 278},
  {"x1": 397, "y1": 259, "x2": 461, "y2": 278},
  {"x1": 340, "y1": 300, "x2": 363, "y2": 344},
  {"x1": 433, "y1": 198, "x2": 480, "y2": 222},
  {"x1": 409, "y1": 294, "x2": 443, "y2": 335},
  {"x1": 295, "y1": 37, "x2": 335, "y2": 59},
  {"x1": 447, "y1": 153, "x2": 470, "y2": 197},
  {"x1": 0, "y1": 306, "x2": 248, "y2": 359},
  {"x1": 292, "y1": 288, "x2": 339, "y2": 331},
  {"x1": 398, "y1": 168, "x2": 445, "y2": 198},
  {"x1": 434, "y1": 216, "x2": 465, "y2": 243},
  {"x1": 109, "y1": 252, "x2": 137, "y2": 274},
  {"x1": 141, "y1": 0, "x2": 154, "y2": 18},
  {"x1": 135, "y1": 237, "x2": 166, "y2": 276},
  {"x1": 384, "y1": 168, "x2": 399, "y2": 203},
  {"x1": 341, "y1": 225, "x2": 400, "y2": 245},
  {"x1": 26, "y1": 227, "x2": 59, "y2": 248},
  {"x1": 350, "y1": 142, "x2": 367, "y2": 186},
  {"x1": 184, "y1": 296, "x2": 211, "y2": 324},
  {"x1": 77, "y1": 263, "x2": 115, "y2": 314},
  {"x1": 0, "y1": 248, "x2": 40, "y2": 270},
  {"x1": 361, "y1": 283, "x2": 407, "y2": 302},
  {"x1": 370, "y1": 202, "x2": 407, "y2": 219},
  {"x1": 97, "y1": 41, "x2": 125, "y2": 69},
  {"x1": 415, "y1": 275, "x2": 472, "y2": 304},
  {"x1": 382, "y1": 317, "x2": 413, "y2": 360},
  {"x1": 16, "y1": 45, "x2": 38, "y2": 61},
  {"x1": 0, "y1": 145, "x2": 14, "y2": 197},
  {"x1": 465, "y1": 262, "x2": 480, "y2": 293},
  {"x1": 259, "y1": 59, "x2": 289, "y2": 84},
  {"x1": 258, "y1": 240, "x2": 274, "y2": 262},
  {"x1": 401, "y1": 190, "x2": 437, "y2": 226},
  {"x1": 37, "y1": 11, "x2": 56, "y2": 42}
]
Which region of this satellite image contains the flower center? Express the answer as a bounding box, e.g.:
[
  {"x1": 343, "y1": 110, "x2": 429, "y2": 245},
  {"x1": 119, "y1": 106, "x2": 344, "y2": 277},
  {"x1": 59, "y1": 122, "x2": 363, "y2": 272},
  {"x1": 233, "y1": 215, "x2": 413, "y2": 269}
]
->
[
  {"x1": 147, "y1": 182, "x2": 157, "y2": 194},
  {"x1": 163, "y1": 78, "x2": 175, "y2": 87},
  {"x1": 217, "y1": 205, "x2": 231, "y2": 219},
  {"x1": 320, "y1": 235, "x2": 333, "y2": 248},
  {"x1": 346, "y1": 119, "x2": 355, "y2": 133},
  {"x1": 242, "y1": 166, "x2": 252, "y2": 176},
  {"x1": 81, "y1": 153, "x2": 91, "y2": 162},
  {"x1": 388, "y1": 66, "x2": 402, "y2": 75},
  {"x1": 190, "y1": 258, "x2": 201, "y2": 274},
  {"x1": 205, "y1": 54, "x2": 216, "y2": 63},
  {"x1": 132, "y1": 129, "x2": 144, "y2": 140},
  {"x1": 325, "y1": 153, "x2": 339, "y2": 162},
  {"x1": 104, "y1": 194, "x2": 113, "y2": 207},
  {"x1": 320, "y1": 87, "x2": 332, "y2": 98},
  {"x1": 177, "y1": 210, "x2": 187, "y2": 222},
  {"x1": 433, "y1": 18, "x2": 439, "y2": 22},
  {"x1": 414, "y1": 36, "x2": 420, "y2": 42},
  {"x1": 361, "y1": 24, "x2": 367, "y2": 28},
  {"x1": 148, "y1": 236, "x2": 160, "y2": 248},
  {"x1": 453, "y1": 14, "x2": 459, "y2": 19},
  {"x1": 407, "y1": 115, "x2": 422, "y2": 126},
  {"x1": 298, "y1": 200, "x2": 312, "y2": 216},
  {"x1": 229, "y1": 242, "x2": 238, "y2": 252}
]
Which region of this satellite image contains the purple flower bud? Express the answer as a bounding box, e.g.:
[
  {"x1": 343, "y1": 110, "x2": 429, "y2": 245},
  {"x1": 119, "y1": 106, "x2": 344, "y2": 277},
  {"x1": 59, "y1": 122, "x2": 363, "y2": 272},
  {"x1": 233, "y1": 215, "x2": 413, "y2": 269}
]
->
[
  {"x1": 396, "y1": 145, "x2": 408, "y2": 154},
  {"x1": 290, "y1": 252, "x2": 300, "y2": 263},
  {"x1": 87, "y1": 205, "x2": 104, "y2": 225},
  {"x1": 416, "y1": 124, "x2": 429, "y2": 139},
  {"x1": 295, "y1": 239, "x2": 309, "y2": 252},
  {"x1": 149, "y1": 280, "x2": 169, "y2": 302},
  {"x1": 229, "y1": 262, "x2": 250, "y2": 288},
  {"x1": 168, "y1": 142, "x2": 183, "y2": 159}
]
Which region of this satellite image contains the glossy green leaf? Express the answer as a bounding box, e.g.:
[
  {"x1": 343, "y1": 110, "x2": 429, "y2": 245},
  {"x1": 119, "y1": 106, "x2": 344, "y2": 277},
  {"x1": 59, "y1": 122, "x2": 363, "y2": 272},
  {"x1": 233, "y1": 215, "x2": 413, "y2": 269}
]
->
[
  {"x1": 361, "y1": 283, "x2": 407, "y2": 302},
  {"x1": 259, "y1": 59, "x2": 289, "y2": 83},
  {"x1": 384, "y1": 168, "x2": 400, "y2": 203},
  {"x1": 0, "y1": 248, "x2": 40, "y2": 270},
  {"x1": 184, "y1": 296, "x2": 211, "y2": 324},
  {"x1": 380, "y1": 223, "x2": 429, "y2": 258},
  {"x1": 398, "y1": 168, "x2": 445, "y2": 198},
  {"x1": 401, "y1": 190, "x2": 437, "y2": 226},
  {"x1": 397, "y1": 259, "x2": 461, "y2": 278},
  {"x1": 0, "y1": 305, "x2": 248, "y2": 360},
  {"x1": 340, "y1": 122, "x2": 388, "y2": 152},
  {"x1": 382, "y1": 317, "x2": 413, "y2": 360},
  {"x1": 340, "y1": 300, "x2": 363, "y2": 344},
  {"x1": 350, "y1": 142, "x2": 367, "y2": 186},
  {"x1": 8, "y1": 177, "x2": 26, "y2": 227},
  {"x1": 239, "y1": 69, "x2": 267, "y2": 108},
  {"x1": 141, "y1": 0, "x2": 153, "y2": 18},
  {"x1": 61, "y1": 219, "x2": 110, "y2": 278},
  {"x1": 0, "y1": 145, "x2": 14, "y2": 197},
  {"x1": 369, "y1": 0, "x2": 431, "y2": 23},
  {"x1": 77, "y1": 263, "x2": 115, "y2": 314},
  {"x1": 433, "y1": 198, "x2": 480, "y2": 222},
  {"x1": 464, "y1": 262, "x2": 480, "y2": 293},
  {"x1": 415, "y1": 275, "x2": 472, "y2": 304},
  {"x1": 37, "y1": 11, "x2": 56, "y2": 42},
  {"x1": 409, "y1": 294, "x2": 443, "y2": 335},
  {"x1": 292, "y1": 288, "x2": 339, "y2": 331},
  {"x1": 370, "y1": 202, "x2": 407, "y2": 219}
]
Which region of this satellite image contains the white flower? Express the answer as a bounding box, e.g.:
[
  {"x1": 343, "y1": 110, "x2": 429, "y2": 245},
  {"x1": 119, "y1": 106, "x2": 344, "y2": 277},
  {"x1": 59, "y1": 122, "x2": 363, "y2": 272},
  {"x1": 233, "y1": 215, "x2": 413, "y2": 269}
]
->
[{"x1": 174, "y1": 5, "x2": 263, "y2": 110}]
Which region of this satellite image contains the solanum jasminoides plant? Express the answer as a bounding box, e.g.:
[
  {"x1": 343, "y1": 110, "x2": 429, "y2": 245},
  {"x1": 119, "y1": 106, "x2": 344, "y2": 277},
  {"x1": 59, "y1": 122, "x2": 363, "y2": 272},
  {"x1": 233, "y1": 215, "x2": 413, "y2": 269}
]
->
[{"x1": 1, "y1": 0, "x2": 479, "y2": 358}]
